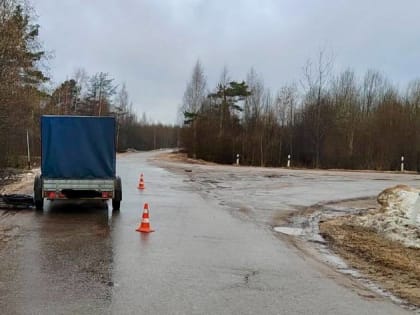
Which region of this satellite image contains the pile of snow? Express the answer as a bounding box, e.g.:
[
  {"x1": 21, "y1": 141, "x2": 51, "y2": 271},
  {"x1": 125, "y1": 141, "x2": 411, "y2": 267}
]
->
[{"x1": 353, "y1": 185, "x2": 420, "y2": 248}]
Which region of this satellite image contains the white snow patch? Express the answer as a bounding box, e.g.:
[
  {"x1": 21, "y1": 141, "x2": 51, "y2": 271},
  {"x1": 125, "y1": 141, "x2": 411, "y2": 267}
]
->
[
  {"x1": 273, "y1": 227, "x2": 304, "y2": 236},
  {"x1": 353, "y1": 185, "x2": 420, "y2": 248}
]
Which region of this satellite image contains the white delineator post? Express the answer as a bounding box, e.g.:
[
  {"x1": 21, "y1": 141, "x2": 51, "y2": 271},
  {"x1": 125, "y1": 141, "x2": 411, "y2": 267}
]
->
[
  {"x1": 287, "y1": 154, "x2": 291, "y2": 168},
  {"x1": 401, "y1": 156, "x2": 404, "y2": 172},
  {"x1": 236, "y1": 154, "x2": 240, "y2": 166}
]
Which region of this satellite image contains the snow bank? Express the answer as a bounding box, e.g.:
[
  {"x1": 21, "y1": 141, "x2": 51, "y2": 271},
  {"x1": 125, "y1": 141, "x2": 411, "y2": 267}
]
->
[{"x1": 353, "y1": 185, "x2": 420, "y2": 248}]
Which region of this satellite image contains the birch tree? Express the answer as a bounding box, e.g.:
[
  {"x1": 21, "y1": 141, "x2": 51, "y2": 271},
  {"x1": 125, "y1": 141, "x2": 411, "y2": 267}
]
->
[{"x1": 181, "y1": 60, "x2": 207, "y2": 158}]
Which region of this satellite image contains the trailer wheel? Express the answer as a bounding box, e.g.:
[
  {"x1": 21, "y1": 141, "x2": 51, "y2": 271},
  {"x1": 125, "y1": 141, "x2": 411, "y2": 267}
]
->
[
  {"x1": 112, "y1": 176, "x2": 122, "y2": 210},
  {"x1": 34, "y1": 175, "x2": 44, "y2": 211}
]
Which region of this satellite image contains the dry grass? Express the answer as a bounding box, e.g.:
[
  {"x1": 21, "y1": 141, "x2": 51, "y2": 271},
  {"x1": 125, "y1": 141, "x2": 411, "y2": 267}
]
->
[{"x1": 320, "y1": 217, "x2": 420, "y2": 306}]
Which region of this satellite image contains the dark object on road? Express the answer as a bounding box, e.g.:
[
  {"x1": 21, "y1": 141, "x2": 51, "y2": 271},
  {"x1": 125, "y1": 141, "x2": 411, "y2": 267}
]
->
[
  {"x1": 34, "y1": 115, "x2": 122, "y2": 211},
  {"x1": 0, "y1": 194, "x2": 34, "y2": 209}
]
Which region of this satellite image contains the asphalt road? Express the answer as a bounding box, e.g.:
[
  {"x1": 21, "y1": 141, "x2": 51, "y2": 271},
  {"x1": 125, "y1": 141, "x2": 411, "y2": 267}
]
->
[{"x1": 0, "y1": 151, "x2": 415, "y2": 314}]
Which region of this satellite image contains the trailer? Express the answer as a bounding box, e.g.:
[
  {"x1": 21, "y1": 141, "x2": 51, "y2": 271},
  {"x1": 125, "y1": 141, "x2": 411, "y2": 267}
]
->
[{"x1": 33, "y1": 115, "x2": 122, "y2": 210}]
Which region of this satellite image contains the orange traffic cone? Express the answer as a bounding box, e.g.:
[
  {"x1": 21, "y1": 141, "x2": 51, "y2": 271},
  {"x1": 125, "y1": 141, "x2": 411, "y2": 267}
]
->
[
  {"x1": 138, "y1": 173, "x2": 145, "y2": 190},
  {"x1": 136, "y1": 203, "x2": 154, "y2": 233}
]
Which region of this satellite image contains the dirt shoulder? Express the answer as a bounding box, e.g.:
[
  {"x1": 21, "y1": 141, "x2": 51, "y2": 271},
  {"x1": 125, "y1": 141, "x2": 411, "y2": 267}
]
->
[
  {"x1": 320, "y1": 210, "x2": 420, "y2": 307},
  {"x1": 154, "y1": 151, "x2": 216, "y2": 165}
]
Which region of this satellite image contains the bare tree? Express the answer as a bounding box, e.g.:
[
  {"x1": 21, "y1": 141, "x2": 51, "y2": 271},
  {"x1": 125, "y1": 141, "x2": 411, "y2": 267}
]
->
[
  {"x1": 244, "y1": 68, "x2": 264, "y2": 165},
  {"x1": 181, "y1": 60, "x2": 207, "y2": 158},
  {"x1": 85, "y1": 72, "x2": 117, "y2": 116},
  {"x1": 275, "y1": 84, "x2": 297, "y2": 159},
  {"x1": 362, "y1": 70, "x2": 384, "y2": 115},
  {"x1": 182, "y1": 60, "x2": 207, "y2": 115},
  {"x1": 301, "y1": 49, "x2": 334, "y2": 167},
  {"x1": 72, "y1": 67, "x2": 89, "y2": 112},
  {"x1": 331, "y1": 69, "x2": 360, "y2": 159},
  {"x1": 406, "y1": 79, "x2": 420, "y2": 108},
  {"x1": 113, "y1": 83, "x2": 130, "y2": 151},
  {"x1": 216, "y1": 66, "x2": 230, "y2": 138}
]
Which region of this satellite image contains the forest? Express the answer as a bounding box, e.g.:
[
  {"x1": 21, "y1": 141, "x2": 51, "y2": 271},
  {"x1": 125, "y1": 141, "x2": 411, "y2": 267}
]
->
[
  {"x1": 180, "y1": 58, "x2": 420, "y2": 171},
  {"x1": 2, "y1": 0, "x2": 419, "y2": 172},
  {"x1": 0, "y1": 0, "x2": 178, "y2": 169}
]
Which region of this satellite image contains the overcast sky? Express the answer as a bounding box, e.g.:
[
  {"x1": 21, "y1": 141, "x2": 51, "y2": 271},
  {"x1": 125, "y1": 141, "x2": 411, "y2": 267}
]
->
[{"x1": 32, "y1": 0, "x2": 420, "y2": 124}]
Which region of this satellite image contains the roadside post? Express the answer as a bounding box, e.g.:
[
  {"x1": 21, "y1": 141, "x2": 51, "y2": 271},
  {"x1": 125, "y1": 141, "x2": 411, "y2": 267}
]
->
[
  {"x1": 401, "y1": 156, "x2": 404, "y2": 172},
  {"x1": 287, "y1": 154, "x2": 291, "y2": 168},
  {"x1": 236, "y1": 154, "x2": 240, "y2": 166}
]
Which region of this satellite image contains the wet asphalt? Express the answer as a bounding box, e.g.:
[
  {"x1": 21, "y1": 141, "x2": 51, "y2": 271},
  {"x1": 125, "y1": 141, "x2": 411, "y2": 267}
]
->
[{"x1": 0, "y1": 152, "x2": 414, "y2": 314}]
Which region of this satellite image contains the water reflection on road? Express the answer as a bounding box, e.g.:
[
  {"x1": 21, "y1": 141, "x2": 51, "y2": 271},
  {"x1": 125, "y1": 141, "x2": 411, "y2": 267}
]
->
[
  {"x1": 0, "y1": 200, "x2": 115, "y2": 314},
  {"x1": 0, "y1": 151, "x2": 415, "y2": 315}
]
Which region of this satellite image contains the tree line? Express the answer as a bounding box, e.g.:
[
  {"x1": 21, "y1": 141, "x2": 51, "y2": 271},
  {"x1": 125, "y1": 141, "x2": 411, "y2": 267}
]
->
[
  {"x1": 180, "y1": 58, "x2": 420, "y2": 171},
  {"x1": 42, "y1": 71, "x2": 179, "y2": 154},
  {"x1": 0, "y1": 0, "x2": 178, "y2": 169},
  {"x1": 3, "y1": 0, "x2": 419, "y2": 172}
]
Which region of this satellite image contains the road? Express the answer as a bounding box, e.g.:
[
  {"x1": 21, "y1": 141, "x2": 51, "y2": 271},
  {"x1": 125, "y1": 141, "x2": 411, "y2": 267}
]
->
[{"x1": 0, "y1": 151, "x2": 417, "y2": 314}]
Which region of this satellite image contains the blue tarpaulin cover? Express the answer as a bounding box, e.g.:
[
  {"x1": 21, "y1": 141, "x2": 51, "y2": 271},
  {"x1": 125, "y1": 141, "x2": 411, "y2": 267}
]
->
[{"x1": 41, "y1": 116, "x2": 116, "y2": 179}]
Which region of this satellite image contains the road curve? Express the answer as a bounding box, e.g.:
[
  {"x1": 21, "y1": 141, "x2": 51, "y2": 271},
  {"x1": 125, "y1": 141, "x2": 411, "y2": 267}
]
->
[{"x1": 0, "y1": 151, "x2": 413, "y2": 314}]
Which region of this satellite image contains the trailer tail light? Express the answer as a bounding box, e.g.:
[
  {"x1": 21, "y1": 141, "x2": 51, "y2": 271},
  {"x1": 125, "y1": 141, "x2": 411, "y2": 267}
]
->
[
  {"x1": 44, "y1": 191, "x2": 65, "y2": 199},
  {"x1": 102, "y1": 192, "x2": 112, "y2": 199}
]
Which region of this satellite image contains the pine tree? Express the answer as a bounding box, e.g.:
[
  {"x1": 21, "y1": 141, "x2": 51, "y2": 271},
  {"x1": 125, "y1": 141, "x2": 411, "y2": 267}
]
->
[{"x1": 0, "y1": 1, "x2": 48, "y2": 167}]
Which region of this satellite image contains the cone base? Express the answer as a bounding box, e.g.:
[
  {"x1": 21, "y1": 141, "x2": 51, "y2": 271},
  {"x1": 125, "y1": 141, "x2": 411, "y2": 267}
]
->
[
  {"x1": 136, "y1": 222, "x2": 154, "y2": 233},
  {"x1": 136, "y1": 228, "x2": 154, "y2": 233}
]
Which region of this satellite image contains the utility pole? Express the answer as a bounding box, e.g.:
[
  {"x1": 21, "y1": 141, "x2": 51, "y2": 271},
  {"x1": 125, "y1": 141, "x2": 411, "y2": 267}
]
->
[
  {"x1": 98, "y1": 87, "x2": 102, "y2": 116},
  {"x1": 26, "y1": 129, "x2": 31, "y2": 169},
  {"x1": 153, "y1": 127, "x2": 157, "y2": 150}
]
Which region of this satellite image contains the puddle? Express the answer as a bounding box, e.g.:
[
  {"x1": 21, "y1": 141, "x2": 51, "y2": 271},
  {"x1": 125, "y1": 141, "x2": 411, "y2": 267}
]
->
[{"x1": 273, "y1": 226, "x2": 304, "y2": 236}]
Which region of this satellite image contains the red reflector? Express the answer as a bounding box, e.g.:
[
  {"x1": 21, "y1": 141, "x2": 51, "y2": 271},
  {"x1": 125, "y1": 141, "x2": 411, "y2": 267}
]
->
[
  {"x1": 48, "y1": 192, "x2": 56, "y2": 199},
  {"x1": 102, "y1": 192, "x2": 111, "y2": 198}
]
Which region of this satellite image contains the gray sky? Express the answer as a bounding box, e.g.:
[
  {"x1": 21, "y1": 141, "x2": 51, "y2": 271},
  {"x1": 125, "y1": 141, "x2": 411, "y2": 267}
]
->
[{"x1": 32, "y1": 0, "x2": 420, "y2": 124}]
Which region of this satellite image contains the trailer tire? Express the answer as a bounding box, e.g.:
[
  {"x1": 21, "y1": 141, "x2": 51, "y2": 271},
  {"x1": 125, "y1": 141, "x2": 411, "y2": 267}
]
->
[
  {"x1": 112, "y1": 176, "x2": 122, "y2": 210},
  {"x1": 34, "y1": 175, "x2": 44, "y2": 211}
]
